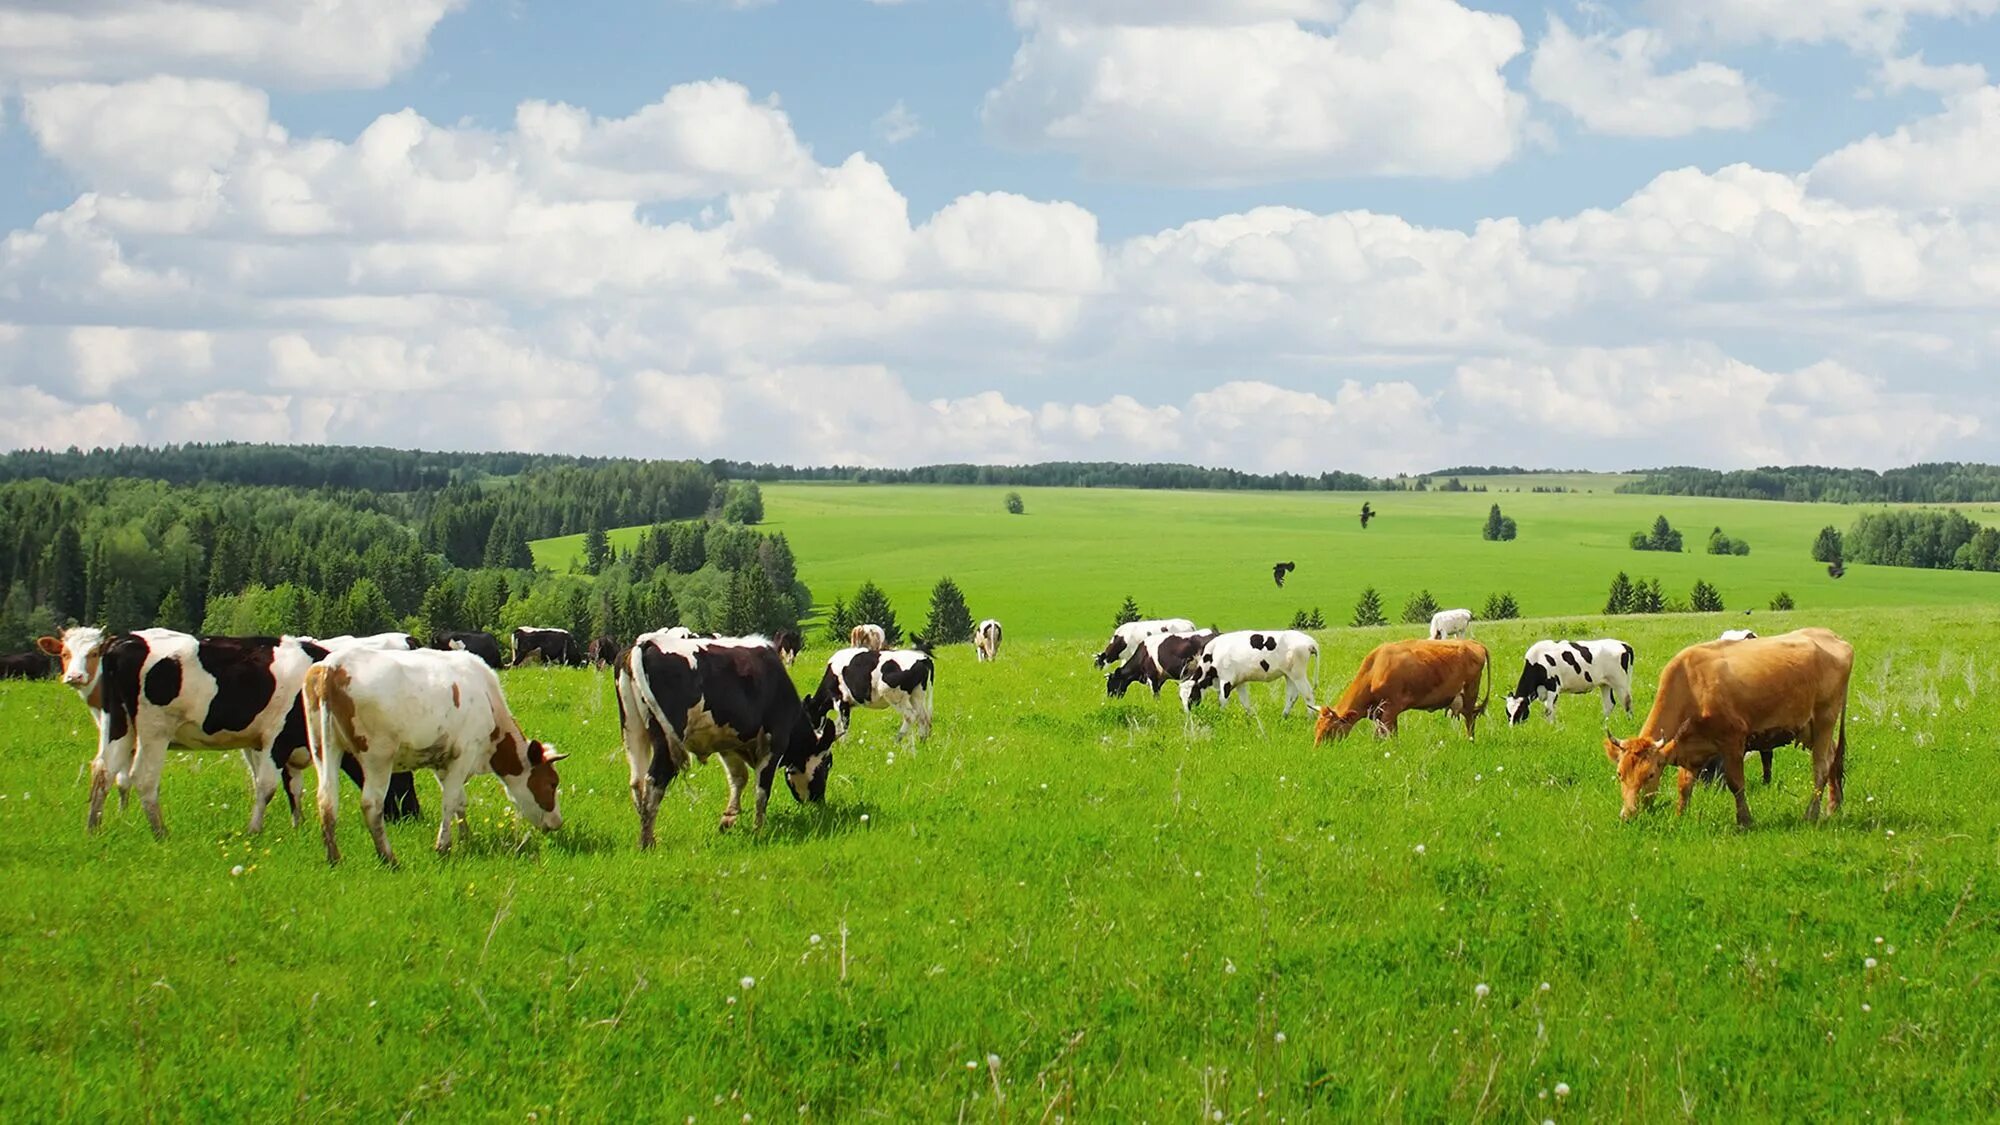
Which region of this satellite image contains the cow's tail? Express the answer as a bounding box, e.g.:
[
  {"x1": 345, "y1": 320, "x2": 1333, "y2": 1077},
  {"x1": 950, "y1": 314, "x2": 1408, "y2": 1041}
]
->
[
  {"x1": 1476, "y1": 649, "x2": 1494, "y2": 716},
  {"x1": 305, "y1": 667, "x2": 341, "y2": 813},
  {"x1": 1833, "y1": 706, "x2": 1847, "y2": 791}
]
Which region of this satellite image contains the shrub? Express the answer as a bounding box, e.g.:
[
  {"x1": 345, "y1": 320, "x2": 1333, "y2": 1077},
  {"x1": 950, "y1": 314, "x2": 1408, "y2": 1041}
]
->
[
  {"x1": 1707, "y1": 527, "x2": 1749, "y2": 556},
  {"x1": 1290, "y1": 607, "x2": 1328, "y2": 631},
  {"x1": 1811, "y1": 526, "x2": 1844, "y2": 564},
  {"x1": 1400, "y1": 590, "x2": 1441, "y2": 625},
  {"x1": 1351, "y1": 587, "x2": 1387, "y2": 628},
  {"x1": 1482, "y1": 505, "x2": 1518, "y2": 542},
  {"x1": 1005, "y1": 491, "x2": 1025, "y2": 515},
  {"x1": 1770, "y1": 591, "x2": 1795, "y2": 611}
]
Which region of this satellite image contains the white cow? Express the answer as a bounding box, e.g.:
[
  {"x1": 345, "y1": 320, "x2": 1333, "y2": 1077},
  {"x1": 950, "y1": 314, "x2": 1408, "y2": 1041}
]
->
[
  {"x1": 1719, "y1": 629, "x2": 1758, "y2": 642},
  {"x1": 1094, "y1": 617, "x2": 1199, "y2": 668},
  {"x1": 1179, "y1": 629, "x2": 1320, "y2": 716},
  {"x1": 1429, "y1": 609, "x2": 1474, "y2": 640},
  {"x1": 1503, "y1": 639, "x2": 1636, "y2": 724},
  {"x1": 850, "y1": 624, "x2": 887, "y2": 652},
  {"x1": 301, "y1": 632, "x2": 420, "y2": 652},
  {"x1": 305, "y1": 648, "x2": 564, "y2": 865},
  {"x1": 974, "y1": 619, "x2": 1003, "y2": 662}
]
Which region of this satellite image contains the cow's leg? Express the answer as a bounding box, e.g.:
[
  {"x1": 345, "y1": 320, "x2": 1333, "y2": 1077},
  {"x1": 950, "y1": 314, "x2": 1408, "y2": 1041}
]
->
[
  {"x1": 717, "y1": 754, "x2": 751, "y2": 832},
  {"x1": 753, "y1": 743, "x2": 778, "y2": 831},
  {"x1": 1805, "y1": 715, "x2": 1842, "y2": 821},
  {"x1": 917, "y1": 690, "x2": 933, "y2": 739},
  {"x1": 1676, "y1": 765, "x2": 1697, "y2": 814},
  {"x1": 241, "y1": 746, "x2": 281, "y2": 834},
  {"x1": 638, "y1": 726, "x2": 681, "y2": 851},
  {"x1": 127, "y1": 721, "x2": 172, "y2": 840},
  {"x1": 1759, "y1": 748, "x2": 1773, "y2": 786},
  {"x1": 1719, "y1": 751, "x2": 1754, "y2": 829},
  {"x1": 359, "y1": 766, "x2": 397, "y2": 865},
  {"x1": 279, "y1": 748, "x2": 306, "y2": 827},
  {"x1": 1599, "y1": 687, "x2": 1614, "y2": 720},
  {"x1": 435, "y1": 770, "x2": 469, "y2": 855},
  {"x1": 382, "y1": 771, "x2": 421, "y2": 822},
  {"x1": 1230, "y1": 682, "x2": 1254, "y2": 716}
]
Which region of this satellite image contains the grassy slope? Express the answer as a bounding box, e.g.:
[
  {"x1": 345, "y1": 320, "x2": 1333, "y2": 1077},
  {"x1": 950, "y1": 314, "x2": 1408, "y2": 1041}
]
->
[
  {"x1": 538, "y1": 484, "x2": 1999, "y2": 638},
  {"x1": 2, "y1": 605, "x2": 1997, "y2": 1119}
]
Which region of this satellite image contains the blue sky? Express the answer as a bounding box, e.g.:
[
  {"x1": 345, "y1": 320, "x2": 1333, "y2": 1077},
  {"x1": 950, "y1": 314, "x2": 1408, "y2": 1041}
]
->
[{"x1": 1, "y1": 0, "x2": 1997, "y2": 473}]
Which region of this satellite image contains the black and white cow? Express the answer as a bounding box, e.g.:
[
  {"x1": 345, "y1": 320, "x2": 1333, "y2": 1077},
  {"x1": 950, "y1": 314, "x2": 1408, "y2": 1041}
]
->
[
  {"x1": 1094, "y1": 617, "x2": 1198, "y2": 668},
  {"x1": 306, "y1": 632, "x2": 420, "y2": 652},
  {"x1": 773, "y1": 629, "x2": 804, "y2": 666},
  {"x1": 1502, "y1": 639, "x2": 1636, "y2": 724},
  {"x1": 431, "y1": 630, "x2": 505, "y2": 669},
  {"x1": 1179, "y1": 629, "x2": 1320, "y2": 715},
  {"x1": 94, "y1": 632, "x2": 419, "y2": 837},
  {"x1": 512, "y1": 626, "x2": 583, "y2": 667},
  {"x1": 974, "y1": 619, "x2": 1003, "y2": 663},
  {"x1": 0, "y1": 650, "x2": 52, "y2": 679},
  {"x1": 614, "y1": 630, "x2": 836, "y2": 846},
  {"x1": 807, "y1": 645, "x2": 937, "y2": 741},
  {"x1": 1106, "y1": 630, "x2": 1217, "y2": 698}
]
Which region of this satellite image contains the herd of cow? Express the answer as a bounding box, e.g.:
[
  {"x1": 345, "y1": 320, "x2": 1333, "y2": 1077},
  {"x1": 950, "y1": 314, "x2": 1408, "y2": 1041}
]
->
[{"x1": 15, "y1": 602, "x2": 1846, "y2": 865}]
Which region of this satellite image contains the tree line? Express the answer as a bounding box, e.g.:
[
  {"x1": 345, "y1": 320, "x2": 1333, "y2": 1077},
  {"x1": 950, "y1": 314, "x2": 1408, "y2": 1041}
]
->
[{"x1": 1619, "y1": 463, "x2": 2000, "y2": 504}]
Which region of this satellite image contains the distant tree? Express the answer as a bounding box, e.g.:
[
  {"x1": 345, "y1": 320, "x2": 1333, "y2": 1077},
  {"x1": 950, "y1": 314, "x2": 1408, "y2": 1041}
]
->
[
  {"x1": 722, "y1": 481, "x2": 765, "y2": 525},
  {"x1": 1005, "y1": 491, "x2": 1025, "y2": 515},
  {"x1": 1290, "y1": 606, "x2": 1328, "y2": 631},
  {"x1": 668, "y1": 522, "x2": 707, "y2": 573},
  {"x1": 1812, "y1": 526, "x2": 1845, "y2": 564},
  {"x1": 346, "y1": 578, "x2": 396, "y2": 635},
  {"x1": 155, "y1": 587, "x2": 193, "y2": 633},
  {"x1": 1482, "y1": 504, "x2": 1517, "y2": 542},
  {"x1": 1707, "y1": 527, "x2": 1749, "y2": 556},
  {"x1": 1604, "y1": 571, "x2": 1635, "y2": 615},
  {"x1": 1482, "y1": 592, "x2": 1520, "y2": 620},
  {"x1": 1634, "y1": 515, "x2": 1683, "y2": 552},
  {"x1": 1400, "y1": 590, "x2": 1441, "y2": 625},
  {"x1": 1634, "y1": 578, "x2": 1666, "y2": 614},
  {"x1": 1113, "y1": 595, "x2": 1143, "y2": 627},
  {"x1": 49, "y1": 524, "x2": 85, "y2": 623},
  {"x1": 583, "y1": 521, "x2": 610, "y2": 575},
  {"x1": 419, "y1": 580, "x2": 465, "y2": 635},
  {"x1": 1690, "y1": 579, "x2": 1724, "y2": 613},
  {"x1": 849, "y1": 581, "x2": 901, "y2": 645},
  {"x1": 721, "y1": 566, "x2": 786, "y2": 636},
  {"x1": 1500, "y1": 516, "x2": 1518, "y2": 540},
  {"x1": 924, "y1": 577, "x2": 975, "y2": 644},
  {"x1": 1351, "y1": 587, "x2": 1387, "y2": 628},
  {"x1": 1770, "y1": 591, "x2": 1795, "y2": 611}
]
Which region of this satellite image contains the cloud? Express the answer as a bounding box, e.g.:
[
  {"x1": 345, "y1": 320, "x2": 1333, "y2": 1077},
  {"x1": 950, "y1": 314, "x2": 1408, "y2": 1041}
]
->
[
  {"x1": 0, "y1": 0, "x2": 463, "y2": 89},
  {"x1": 1644, "y1": 0, "x2": 2000, "y2": 52},
  {"x1": 1809, "y1": 85, "x2": 2000, "y2": 208},
  {"x1": 1530, "y1": 17, "x2": 1766, "y2": 137},
  {"x1": 1869, "y1": 51, "x2": 1990, "y2": 96},
  {"x1": 983, "y1": 0, "x2": 1529, "y2": 185},
  {"x1": 873, "y1": 100, "x2": 923, "y2": 144}
]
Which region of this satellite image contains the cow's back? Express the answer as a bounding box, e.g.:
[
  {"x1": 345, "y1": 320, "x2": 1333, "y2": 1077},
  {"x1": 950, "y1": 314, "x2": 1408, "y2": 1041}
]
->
[{"x1": 1669, "y1": 630, "x2": 1850, "y2": 733}]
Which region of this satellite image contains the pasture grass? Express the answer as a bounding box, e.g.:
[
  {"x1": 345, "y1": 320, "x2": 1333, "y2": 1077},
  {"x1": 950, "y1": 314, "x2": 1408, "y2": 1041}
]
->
[
  {"x1": 3, "y1": 605, "x2": 1998, "y2": 1119},
  {"x1": 536, "y1": 483, "x2": 2000, "y2": 639}
]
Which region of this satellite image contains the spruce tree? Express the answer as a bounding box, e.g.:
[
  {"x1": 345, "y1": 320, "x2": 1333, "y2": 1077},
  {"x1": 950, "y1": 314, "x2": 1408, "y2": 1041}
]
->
[
  {"x1": 849, "y1": 581, "x2": 901, "y2": 645},
  {"x1": 346, "y1": 578, "x2": 395, "y2": 635},
  {"x1": 1770, "y1": 591, "x2": 1795, "y2": 611},
  {"x1": 1482, "y1": 592, "x2": 1520, "y2": 620},
  {"x1": 1400, "y1": 590, "x2": 1441, "y2": 625},
  {"x1": 1690, "y1": 579, "x2": 1724, "y2": 613},
  {"x1": 1351, "y1": 586, "x2": 1387, "y2": 628},
  {"x1": 584, "y1": 521, "x2": 610, "y2": 575},
  {"x1": 924, "y1": 577, "x2": 975, "y2": 644},
  {"x1": 1812, "y1": 526, "x2": 1844, "y2": 564},
  {"x1": 1482, "y1": 504, "x2": 1505, "y2": 541},
  {"x1": 1605, "y1": 571, "x2": 1635, "y2": 615},
  {"x1": 49, "y1": 525, "x2": 85, "y2": 623},
  {"x1": 823, "y1": 596, "x2": 854, "y2": 643},
  {"x1": 1113, "y1": 595, "x2": 1143, "y2": 626}
]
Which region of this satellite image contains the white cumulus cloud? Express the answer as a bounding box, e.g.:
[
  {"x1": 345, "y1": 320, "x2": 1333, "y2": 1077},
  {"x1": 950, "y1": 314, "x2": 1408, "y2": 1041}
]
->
[{"x1": 1530, "y1": 17, "x2": 1767, "y2": 137}]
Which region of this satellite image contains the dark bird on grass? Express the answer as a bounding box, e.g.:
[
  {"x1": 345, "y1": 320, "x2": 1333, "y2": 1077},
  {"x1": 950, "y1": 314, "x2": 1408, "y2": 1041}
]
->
[
  {"x1": 1828, "y1": 560, "x2": 1846, "y2": 579},
  {"x1": 1359, "y1": 503, "x2": 1376, "y2": 529},
  {"x1": 1273, "y1": 561, "x2": 1296, "y2": 588}
]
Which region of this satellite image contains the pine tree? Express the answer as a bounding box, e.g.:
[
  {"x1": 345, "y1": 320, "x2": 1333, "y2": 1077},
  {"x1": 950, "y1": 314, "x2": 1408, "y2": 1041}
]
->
[
  {"x1": 1605, "y1": 571, "x2": 1635, "y2": 615},
  {"x1": 1482, "y1": 592, "x2": 1520, "y2": 620},
  {"x1": 1634, "y1": 578, "x2": 1666, "y2": 614},
  {"x1": 1351, "y1": 586, "x2": 1387, "y2": 628},
  {"x1": 721, "y1": 569, "x2": 757, "y2": 637},
  {"x1": 669, "y1": 522, "x2": 707, "y2": 573},
  {"x1": 1482, "y1": 504, "x2": 1505, "y2": 541},
  {"x1": 1308, "y1": 607, "x2": 1326, "y2": 630},
  {"x1": 482, "y1": 517, "x2": 515, "y2": 569},
  {"x1": 1291, "y1": 609, "x2": 1311, "y2": 630},
  {"x1": 584, "y1": 521, "x2": 610, "y2": 575},
  {"x1": 924, "y1": 577, "x2": 975, "y2": 644},
  {"x1": 849, "y1": 581, "x2": 901, "y2": 645},
  {"x1": 1400, "y1": 589, "x2": 1441, "y2": 625},
  {"x1": 49, "y1": 524, "x2": 85, "y2": 623},
  {"x1": 156, "y1": 588, "x2": 192, "y2": 632},
  {"x1": 822, "y1": 596, "x2": 854, "y2": 643},
  {"x1": 83, "y1": 540, "x2": 104, "y2": 624},
  {"x1": 1812, "y1": 526, "x2": 1844, "y2": 564},
  {"x1": 1770, "y1": 591, "x2": 1795, "y2": 611},
  {"x1": 1112, "y1": 595, "x2": 1143, "y2": 626},
  {"x1": 346, "y1": 578, "x2": 396, "y2": 634},
  {"x1": 508, "y1": 528, "x2": 535, "y2": 571},
  {"x1": 1690, "y1": 579, "x2": 1724, "y2": 613}
]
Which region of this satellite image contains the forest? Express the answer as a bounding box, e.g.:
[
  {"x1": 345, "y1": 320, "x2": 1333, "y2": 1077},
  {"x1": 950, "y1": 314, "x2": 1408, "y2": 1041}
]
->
[{"x1": 1619, "y1": 463, "x2": 2000, "y2": 503}]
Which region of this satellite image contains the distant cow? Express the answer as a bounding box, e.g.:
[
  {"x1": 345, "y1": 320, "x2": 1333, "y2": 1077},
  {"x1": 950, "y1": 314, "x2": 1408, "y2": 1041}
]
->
[
  {"x1": 1604, "y1": 628, "x2": 1852, "y2": 827},
  {"x1": 512, "y1": 626, "x2": 582, "y2": 667},
  {"x1": 974, "y1": 619, "x2": 1003, "y2": 662},
  {"x1": 306, "y1": 648, "x2": 564, "y2": 865},
  {"x1": 808, "y1": 645, "x2": 936, "y2": 741},
  {"x1": 586, "y1": 635, "x2": 620, "y2": 667},
  {"x1": 1180, "y1": 630, "x2": 1319, "y2": 716},
  {"x1": 0, "y1": 650, "x2": 51, "y2": 679},
  {"x1": 850, "y1": 624, "x2": 887, "y2": 652},
  {"x1": 774, "y1": 629, "x2": 804, "y2": 666},
  {"x1": 431, "y1": 630, "x2": 504, "y2": 669},
  {"x1": 615, "y1": 631, "x2": 837, "y2": 846},
  {"x1": 1504, "y1": 639, "x2": 1635, "y2": 724},
  {"x1": 308, "y1": 633, "x2": 419, "y2": 652},
  {"x1": 1428, "y1": 608, "x2": 1474, "y2": 640},
  {"x1": 1719, "y1": 629, "x2": 1758, "y2": 642},
  {"x1": 1094, "y1": 618, "x2": 1198, "y2": 669},
  {"x1": 1314, "y1": 639, "x2": 1491, "y2": 743},
  {"x1": 1272, "y1": 561, "x2": 1295, "y2": 588},
  {"x1": 1106, "y1": 630, "x2": 1216, "y2": 698}
]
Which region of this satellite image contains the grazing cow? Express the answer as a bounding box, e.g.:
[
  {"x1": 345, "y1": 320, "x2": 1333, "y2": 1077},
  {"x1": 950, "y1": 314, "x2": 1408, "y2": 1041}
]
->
[
  {"x1": 1428, "y1": 608, "x2": 1474, "y2": 640},
  {"x1": 1094, "y1": 618, "x2": 1198, "y2": 669},
  {"x1": 615, "y1": 631, "x2": 837, "y2": 846},
  {"x1": 1604, "y1": 628, "x2": 1852, "y2": 827},
  {"x1": 1314, "y1": 640, "x2": 1491, "y2": 743},
  {"x1": 1180, "y1": 630, "x2": 1320, "y2": 716},
  {"x1": 586, "y1": 635, "x2": 620, "y2": 667},
  {"x1": 512, "y1": 626, "x2": 582, "y2": 667},
  {"x1": 850, "y1": 624, "x2": 887, "y2": 652},
  {"x1": 1719, "y1": 629, "x2": 1758, "y2": 642},
  {"x1": 974, "y1": 619, "x2": 1003, "y2": 663},
  {"x1": 1359, "y1": 503, "x2": 1375, "y2": 530},
  {"x1": 808, "y1": 645, "x2": 937, "y2": 740},
  {"x1": 305, "y1": 648, "x2": 564, "y2": 865},
  {"x1": 431, "y1": 630, "x2": 505, "y2": 670},
  {"x1": 1106, "y1": 630, "x2": 1217, "y2": 698},
  {"x1": 1272, "y1": 561, "x2": 1295, "y2": 588},
  {"x1": 1504, "y1": 639, "x2": 1635, "y2": 724},
  {"x1": 774, "y1": 629, "x2": 804, "y2": 666},
  {"x1": 308, "y1": 633, "x2": 420, "y2": 652},
  {"x1": 0, "y1": 650, "x2": 52, "y2": 679}
]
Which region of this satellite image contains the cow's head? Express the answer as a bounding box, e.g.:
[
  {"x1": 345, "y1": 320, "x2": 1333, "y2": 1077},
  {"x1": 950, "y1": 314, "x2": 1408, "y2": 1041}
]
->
[
  {"x1": 785, "y1": 713, "x2": 838, "y2": 804},
  {"x1": 497, "y1": 738, "x2": 566, "y2": 831},
  {"x1": 1603, "y1": 730, "x2": 1671, "y2": 820},
  {"x1": 1093, "y1": 638, "x2": 1125, "y2": 669},
  {"x1": 1503, "y1": 696, "x2": 1533, "y2": 724},
  {"x1": 1105, "y1": 660, "x2": 1140, "y2": 698},
  {"x1": 38, "y1": 626, "x2": 107, "y2": 692}
]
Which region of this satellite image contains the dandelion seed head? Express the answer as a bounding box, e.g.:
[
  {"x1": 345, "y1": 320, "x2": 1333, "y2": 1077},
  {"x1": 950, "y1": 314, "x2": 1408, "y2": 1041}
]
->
[
  {"x1": 740, "y1": 976, "x2": 756, "y2": 990},
  {"x1": 1555, "y1": 1082, "x2": 1571, "y2": 1098},
  {"x1": 1474, "y1": 983, "x2": 1489, "y2": 999}
]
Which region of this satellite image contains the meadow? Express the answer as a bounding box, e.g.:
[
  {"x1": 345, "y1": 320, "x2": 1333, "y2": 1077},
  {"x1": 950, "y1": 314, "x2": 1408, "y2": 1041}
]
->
[{"x1": 3, "y1": 599, "x2": 1998, "y2": 1120}]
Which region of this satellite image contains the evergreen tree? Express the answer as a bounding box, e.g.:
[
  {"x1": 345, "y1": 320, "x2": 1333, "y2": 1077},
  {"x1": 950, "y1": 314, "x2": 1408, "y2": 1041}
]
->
[
  {"x1": 83, "y1": 540, "x2": 104, "y2": 624},
  {"x1": 924, "y1": 576, "x2": 975, "y2": 644},
  {"x1": 1812, "y1": 526, "x2": 1844, "y2": 564},
  {"x1": 722, "y1": 481, "x2": 765, "y2": 524},
  {"x1": 1482, "y1": 592, "x2": 1520, "y2": 620},
  {"x1": 1113, "y1": 595, "x2": 1143, "y2": 626},
  {"x1": 1308, "y1": 606, "x2": 1326, "y2": 630},
  {"x1": 1604, "y1": 571, "x2": 1635, "y2": 615},
  {"x1": 508, "y1": 528, "x2": 535, "y2": 571},
  {"x1": 758, "y1": 534, "x2": 798, "y2": 609},
  {"x1": 1499, "y1": 517, "x2": 1518, "y2": 541},
  {"x1": 208, "y1": 526, "x2": 249, "y2": 595},
  {"x1": 1482, "y1": 504, "x2": 1505, "y2": 541},
  {"x1": 669, "y1": 522, "x2": 707, "y2": 573},
  {"x1": 1770, "y1": 591, "x2": 1795, "y2": 611},
  {"x1": 49, "y1": 524, "x2": 85, "y2": 623},
  {"x1": 482, "y1": 517, "x2": 516, "y2": 569},
  {"x1": 156, "y1": 587, "x2": 193, "y2": 632},
  {"x1": 420, "y1": 580, "x2": 465, "y2": 635},
  {"x1": 849, "y1": 581, "x2": 901, "y2": 644},
  {"x1": 823, "y1": 596, "x2": 854, "y2": 643},
  {"x1": 177, "y1": 554, "x2": 206, "y2": 633},
  {"x1": 1351, "y1": 586, "x2": 1387, "y2": 628},
  {"x1": 649, "y1": 573, "x2": 681, "y2": 630},
  {"x1": 1291, "y1": 609, "x2": 1310, "y2": 630},
  {"x1": 566, "y1": 585, "x2": 594, "y2": 640},
  {"x1": 1400, "y1": 590, "x2": 1441, "y2": 625},
  {"x1": 1690, "y1": 579, "x2": 1724, "y2": 613},
  {"x1": 1634, "y1": 578, "x2": 1666, "y2": 614},
  {"x1": 584, "y1": 521, "x2": 610, "y2": 575},
  {"x1": 346, "y1": 578, "x2": 396, "y2": 635}
]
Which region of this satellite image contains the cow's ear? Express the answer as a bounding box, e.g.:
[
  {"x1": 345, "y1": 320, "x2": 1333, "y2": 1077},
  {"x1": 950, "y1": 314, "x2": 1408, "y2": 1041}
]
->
[
  {"x1": 531, "y1": 741, "x2": 566, "y2": 765},
  {"x1": 1603, "y1": 735, "x2": 1623, "y2": 764},
  {"x1": 35, "y1": 635, "x2": 62, "y2": 656}
]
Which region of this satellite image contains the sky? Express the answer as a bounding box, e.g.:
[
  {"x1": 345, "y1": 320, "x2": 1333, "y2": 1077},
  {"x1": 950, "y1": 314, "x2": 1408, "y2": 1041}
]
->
[{"x1": 1, "y1": 1, "x2": 1997, "y2": 475}]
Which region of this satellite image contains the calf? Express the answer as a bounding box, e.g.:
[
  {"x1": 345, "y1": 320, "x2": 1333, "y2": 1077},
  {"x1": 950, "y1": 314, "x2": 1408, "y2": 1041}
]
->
[
  {"x1": 808, "y1": 645, "x2": 937, "y2": 740},
  {"x1": 1504, "y1": 639, "x2": 1635, "y2": 724},
  {"x1": 1605, "y1": 628, "x2": 1851, "y2": 827},
  {"x1": 1107, "y1": 630, "x2": 1216, "y2": 698},
  {"x1": 431, "y1": 630, "x2": 504, "y2": 669},
  {"x1": 850, "y1": 624, "x2": 887, "y2": 651},
  {"x1": 615, "y1": 631, "x2": 836, "y2": 846},
  {"x1": 586, "y1": 635, "x2": 620, "y2": 667},
  {"x1": 306, "y1": 648, "x2": 564, "y2": 865},
  {"x1": 512, "y1": 626, "x2": 583, "y2": 666},
  {"x1": 1180, "y1": 630, "x2": 1319, "y2": 716},
  {"x1": 1314, "y1": 639, "x2": 1491, "y2": 743},
  {"x1": 0, "y1": 650, "x2": 52, "y2": 679},
  {"x1": 1094, "y1": 618, "x2": 1198, "y2": 669},
  {"x1": 774, "y1": 629, "x2": 804, "y2": 666},
  {"x1": 974, "y1": 619, "x2": 1003, "y2": 663},
  {"x1": 1428, "y1": 608, "x2": 1474, "y2": 640}
]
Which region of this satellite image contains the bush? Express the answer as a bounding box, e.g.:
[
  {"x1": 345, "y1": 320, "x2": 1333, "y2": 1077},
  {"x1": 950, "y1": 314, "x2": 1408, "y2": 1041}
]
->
[
  {"x1": 1707, "y1": 527, "x2": 1748, "y2": 556},
  {"x1": 924, "y1": 577, "x2": 975, "y2": 644},
  {"x1": 1482, "y1": 504, "x2": 1518, "y2": 542},
  {"x1": 1690, "y1": 579, "x2": 1724, "y2": 613},
  {"x1": 1351, "y1": 587, "x2": 1387, "y2": 628},
  {"x1": 1400, "y1": 590, "x2": 1441, "y2": 625},
  {"x1": 721, "y1": 481, "x2": 764, "y2": 525},
  {"x1": 1005, "y1": 491, "x2": 1025, "y2": 515},
  {"x1": 1113, "y1": 595, "x2": 1142, "y2": 627},
  {"x1": 1482, "y1": 592, "x2": 1520, "y2": 620},
  {"x1": 1770, "y1": 591, "x2": 1795, "y2": 611}
]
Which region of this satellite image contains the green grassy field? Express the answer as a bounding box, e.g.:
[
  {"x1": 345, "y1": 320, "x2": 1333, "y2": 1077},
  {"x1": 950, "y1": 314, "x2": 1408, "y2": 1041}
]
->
[
  {"x1": 538, "y1": 484, "x2": 2000, "y2": 638},
  {"x1": 3, "y1": 602, "x2": 1998, "y2": 1119}
]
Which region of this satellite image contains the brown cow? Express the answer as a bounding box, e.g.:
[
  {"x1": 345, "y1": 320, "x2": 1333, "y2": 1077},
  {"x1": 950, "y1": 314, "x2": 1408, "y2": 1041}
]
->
[
  {"x1": 1603, "y1": 627, "x2": 1851, "y2": 828},
  {"x1": 1313, "y1": 639, "x2": 1491, "y2": 744}
]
